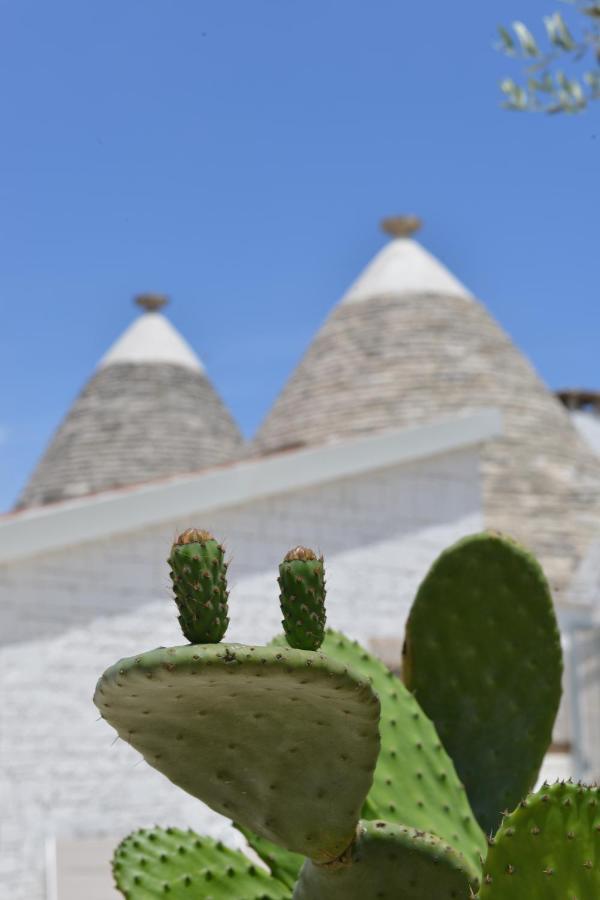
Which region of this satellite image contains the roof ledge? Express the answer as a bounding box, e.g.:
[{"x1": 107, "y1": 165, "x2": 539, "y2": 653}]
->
[{"x1": 0, "y1": 408, "x2": 502, "y2": 563}]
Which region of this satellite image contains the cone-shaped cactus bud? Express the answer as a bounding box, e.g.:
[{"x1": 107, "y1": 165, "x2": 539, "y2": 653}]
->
[
  {"x1": 168, "y1": 529, "x2": 229, "y2": 643},
  {"x1": 278, "y1": 546, "x2": 326, "y2": 650}
]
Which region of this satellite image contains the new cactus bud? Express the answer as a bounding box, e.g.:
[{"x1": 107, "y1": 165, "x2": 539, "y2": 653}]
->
[
  {"x1": 168, "y1": 528, "x2": 229, "y2": 644},
  {"x1": 279, "y1": 546, "x2": 326, "y2": 650}
]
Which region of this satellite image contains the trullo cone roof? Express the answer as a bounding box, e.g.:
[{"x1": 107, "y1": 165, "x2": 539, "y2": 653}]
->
[
  {"x1": 16, "y1": 295, "x2": 243, "y2": 508},
  {"x1": 253, "y1": 225, "x2": 600, "y2": 598}
]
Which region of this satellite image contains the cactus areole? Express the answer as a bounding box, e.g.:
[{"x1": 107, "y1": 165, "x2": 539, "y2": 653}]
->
[
  {"x1": 279, "y1": 546, "x2": 326, "y2": 650},
  {"x1": 168, "y1": 528, "x2": 229, "y2": 644}
]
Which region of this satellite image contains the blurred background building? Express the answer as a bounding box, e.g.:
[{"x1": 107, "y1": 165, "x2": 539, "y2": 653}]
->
[{"x1": 1, "y1": 220, "x2": 599, "y2": 899}]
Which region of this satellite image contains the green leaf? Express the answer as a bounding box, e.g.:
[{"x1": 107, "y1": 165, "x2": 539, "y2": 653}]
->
[
  {"x1": 570, "y1": 79, "x2": 585, "y2": 101},
  {"x1": 556, "y1": 70, "x2": 570, "y2": 89},
  {"x1": 540, "y1": 72, "x2": 556, "y2": 92},
  {"x1": 544, "y1": 13, "x2": 576, "y2": 51},
  {"x1": 497, "y1": 25, "x2": 516, "y2": 53},
  {"x1": 583, "y1": 4, "x2": 600, "y2": 19},
  {"x1": 584, "y1": 70, "x2": 600, "y2": 92},
  {"x1": 527, "y1": 72, "x2": 555, "y2": 93},
  {"x1": 556, "y1": 71, "x2": 585, "y2": 102},
  {"x1": 513, "y1": 21, "x2": 540, "y2": 56},
  {"x1": 500, "y1": 78, "x2": 529, "y2": 109}
]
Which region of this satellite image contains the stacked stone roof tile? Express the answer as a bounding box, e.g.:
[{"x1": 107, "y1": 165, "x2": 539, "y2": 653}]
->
[
  {"x1": 16, "y1": 301, "x2": 242, "y2": 508},
  {"x1": 253, "y1": 234, "x2": 600, "y2": 596}
]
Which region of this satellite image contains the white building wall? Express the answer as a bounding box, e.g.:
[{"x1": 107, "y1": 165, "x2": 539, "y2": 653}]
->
[{"x1": 0, "y1": 448, "x2": 482, "y2": 900}]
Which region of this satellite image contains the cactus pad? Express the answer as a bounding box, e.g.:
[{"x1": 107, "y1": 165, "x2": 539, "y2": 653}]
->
[
  {"x1": 478, "y1": 782, "x2": 600, "y2": 898},
  {"x1": 403, "y1": 532, "x2": 562, "y2": 835},
  {"x1": 95, "y1": 643, "x2": 380, "y2": 861},
  {"x1": 293, "y1": 819, "x2": 473, "y2": 900},
  {"x1": 235, "y1": 825, "x2": 305, "y2": 890},
  {"x1": 279, "y1": 547, "x2": 326, "y2": 651},
  {"x1": 168, "y1": 529, "x2": 229, "y2": 643},
  {"x1": 112, "y1": 826, "x2": 289, "y2": 898},
  {"x1": 313, "y1": 630, "x2": 486, "y2": 881}
]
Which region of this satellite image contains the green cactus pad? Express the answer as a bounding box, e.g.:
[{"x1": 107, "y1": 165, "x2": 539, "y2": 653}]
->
[
  {"x1": 94, "y1": 643, "x2": 380, "y2": 862},
  {"x1": 311, "y1": 630, "x2": 486, "y2": 881},
  {"x1": 168, "y1": 529, "x2": 229, "y2": 643},
  {"x1": 478, "y1": 782, "x2": 600, "y2": 898},
  {"x1": 278, "y1": 547, "x2": 326, "y2": 651},
  {"x1": 293, "y1": 819, "x2": 473, "y2": 900},
  {"x1": 235, "y1": 825, "x2": 305, "y2": 890},
  {"x1": 112, "y1": 826, "x2": 290, "y2": 899},
  {"x1": 403, "y1": 532, "x2": 563, "y2": 835}
]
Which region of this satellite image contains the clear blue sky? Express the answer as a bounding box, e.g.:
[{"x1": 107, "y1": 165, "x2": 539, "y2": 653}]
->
[{"x1": 0, "y1": 0, "x2": 597, "y2": 512}]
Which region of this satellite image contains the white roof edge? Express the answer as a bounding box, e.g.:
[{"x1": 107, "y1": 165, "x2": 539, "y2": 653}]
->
[{"x1": 0, "y1": 408, "x2": 502, "y2": 563}]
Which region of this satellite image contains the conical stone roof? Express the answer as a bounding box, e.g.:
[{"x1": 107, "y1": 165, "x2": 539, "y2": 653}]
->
[
  {"x1": 253, "y1": 222, "x2": 600, "y2": 598},
  {"x1": 16, "y1": 295, "x2": 243, "y2": 509}
]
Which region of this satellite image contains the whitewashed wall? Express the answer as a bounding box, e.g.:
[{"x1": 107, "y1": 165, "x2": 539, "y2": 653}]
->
[{"x1": 0, "y1": 448, "x2": 482, "y2": 900}]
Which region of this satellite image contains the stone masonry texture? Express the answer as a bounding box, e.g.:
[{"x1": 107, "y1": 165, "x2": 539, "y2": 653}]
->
[
  {"x1": 253, "y1": 293, "x2": 600, "y2": 595},
  {"x1": 16, "y1": 362, "x2": 243, "y2": 509}
]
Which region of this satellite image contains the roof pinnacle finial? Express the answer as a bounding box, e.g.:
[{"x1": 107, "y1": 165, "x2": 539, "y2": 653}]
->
[
  {"x1": 134, "y1": 293, "x2": 169, "y2": 313},
  {"x1": 380, "y1": 215, "x2": 422, "y2": 239}
]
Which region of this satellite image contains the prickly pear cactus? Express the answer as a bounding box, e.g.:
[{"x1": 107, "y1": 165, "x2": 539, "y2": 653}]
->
[
  {"x1": 403, "y1": 532, "x2": 563, "y2": 835},
  {"x1": 234, "y1": 825, "x2": 305, "y2": 890},
  {"x1": 293, "y1": 819, "x2": 472, "y2": 900},
  {"x1": 113, "y1": 827, "x2": 289, "y2": 898},
  {"x1": 99, "y1": 529, "x2": 573, "y2": 900},
  {"x1": 95, "y1": 642, "x2": 380, "y2": 862},
  {"x1": 168, "y1": 528, "x2": 229, "y2": 643},
  {"x1": 478, "y1": 782, "x2": 600, "y2": 898},
  {"x1": 278, "y1": 547, "x2": 326, "y2": 651},
  {"x1": 316, "y1": 630, "x2": 487, "y2": 881}
]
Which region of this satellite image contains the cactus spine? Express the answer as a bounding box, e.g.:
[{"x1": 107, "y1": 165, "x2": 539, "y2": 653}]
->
[
  {"x1": 478, "y1": 782, "x2": 600, "y2": 898},
  {"x1": 168, "y1": 528, "x2": 229, "y2": 643},
  {"x1": 278, "y1": 546, "x2": 326, "y2": 651}
]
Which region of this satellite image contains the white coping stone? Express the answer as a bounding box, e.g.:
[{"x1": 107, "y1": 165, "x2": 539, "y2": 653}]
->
[
  {"x1": 0, "y1": 409, "x2": 502, "y2": 563},
  {"x1": 341, "y1": 238, "x2": 473, "y2": 306},
  {"x1": 99, "y1": 312, "x2": 204, "y2": 372},
  {"x1": 572, "y1": 411, "x2": 600, "y2": 456}
]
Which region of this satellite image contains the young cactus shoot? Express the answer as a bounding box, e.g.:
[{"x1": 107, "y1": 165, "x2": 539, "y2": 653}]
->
[
  {"x1": 168, "y1": 528, "x2": 229, "y2": 643},
  {"x1": 279, "y1": 546, "x2": 326, "y2": 650}
]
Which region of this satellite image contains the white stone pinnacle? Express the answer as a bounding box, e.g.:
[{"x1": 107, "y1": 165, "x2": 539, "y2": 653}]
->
[
  {"x1": 99, "y1": 311, "x2": 204, "y2": 372},
  {"x1": 340, "y1": 237, "x2": 473, "y2": 306}
]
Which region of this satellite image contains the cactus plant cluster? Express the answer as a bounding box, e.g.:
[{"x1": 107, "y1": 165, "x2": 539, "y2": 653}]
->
[{"x1": 94, "y1": 530, "x2": 599, "y2": 898}]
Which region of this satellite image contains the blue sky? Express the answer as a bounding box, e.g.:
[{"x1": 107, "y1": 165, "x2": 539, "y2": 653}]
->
[{"x1": 0, "y1": 0, "x2": 598, "y2": 512}]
